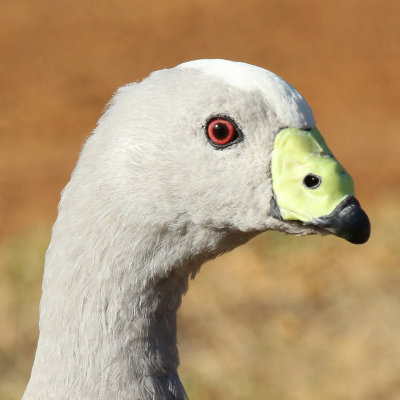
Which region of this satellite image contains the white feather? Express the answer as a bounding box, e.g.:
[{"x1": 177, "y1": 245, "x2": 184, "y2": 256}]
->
[{"x1": 178, "y1": 59, "x2": 315, "y2": 128}]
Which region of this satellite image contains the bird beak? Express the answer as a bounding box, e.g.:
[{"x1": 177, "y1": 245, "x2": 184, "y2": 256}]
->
[
  {"x1": 305, "y1": 195, "x2": 370, "y2": 244},
  {"x1": 270, "y1": 127, "x2": 371, "y2": 244}
]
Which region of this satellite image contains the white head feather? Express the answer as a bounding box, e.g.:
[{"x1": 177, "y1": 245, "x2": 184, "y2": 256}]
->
[{"x1": 178, "y1": 59, "x2": 315, "y2": 128}]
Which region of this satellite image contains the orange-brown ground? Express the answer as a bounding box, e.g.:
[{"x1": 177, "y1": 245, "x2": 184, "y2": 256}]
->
[{"x1": 1, "y1": 1, "x2": 399, "y2": 399}]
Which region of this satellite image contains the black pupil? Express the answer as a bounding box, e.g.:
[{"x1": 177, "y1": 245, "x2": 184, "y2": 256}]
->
[
  {"x1": 303, "y1": 174, "x2": 321, "y2": 188},
  {"x1": 213, "y1": 123, "x2": 229, "y2": 139}
]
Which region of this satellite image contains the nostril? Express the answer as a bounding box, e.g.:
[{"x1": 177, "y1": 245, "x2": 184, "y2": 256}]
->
[{"x1": 303, "y1": 174, "x2": 321, "y2": 189}]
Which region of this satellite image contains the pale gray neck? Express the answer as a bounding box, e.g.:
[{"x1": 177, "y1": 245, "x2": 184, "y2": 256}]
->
[
  {"x1": 23, "y1": 169, "x2": 252, "y2": 400},
  {"x1": 23, "y1": 220, "x2": 196, "y2": 400}
]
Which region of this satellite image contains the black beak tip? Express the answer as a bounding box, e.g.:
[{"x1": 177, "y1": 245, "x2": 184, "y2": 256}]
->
[
  {"x1": 338, "y1": 208, "x2": 370, "y2": 244},
  {"x1": 311, "y1": 196, "x2": 371, "y2": 245}
]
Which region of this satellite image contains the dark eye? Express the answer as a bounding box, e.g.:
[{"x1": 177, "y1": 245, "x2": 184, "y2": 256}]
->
[
  {"x1": 303, "y1": 173, "x2": 321, "y2": 189},
  {"x1": 206, "y1": 118, "x2": 237, "y2": 147}
]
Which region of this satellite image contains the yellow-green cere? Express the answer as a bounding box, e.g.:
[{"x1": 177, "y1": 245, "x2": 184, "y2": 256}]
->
[{"x1": 271, "y1": 128, "x2": 354, "y2": 221}]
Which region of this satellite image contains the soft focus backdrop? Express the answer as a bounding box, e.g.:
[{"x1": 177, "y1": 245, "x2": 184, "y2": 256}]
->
[{"x1": 1, "y1": 1, "x2": 399, "y2": 399}]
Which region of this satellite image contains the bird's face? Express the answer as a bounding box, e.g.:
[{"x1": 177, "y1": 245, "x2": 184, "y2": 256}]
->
[
  {"x1": 175, "y1": 61, "x2": 369, "y2": 244},
  {"x1": 93, "y1": 59, "x2": 369, "y2": 254}
]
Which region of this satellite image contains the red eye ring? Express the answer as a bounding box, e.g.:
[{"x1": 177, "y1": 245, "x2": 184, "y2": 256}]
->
[{"x1": 207, "y1": 118, "x2": 237, "y2": 146}]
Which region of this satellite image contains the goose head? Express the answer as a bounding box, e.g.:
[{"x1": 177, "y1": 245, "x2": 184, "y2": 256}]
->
[{"x1": 82, "y1": 58, "x2": 369, "y2": 264}]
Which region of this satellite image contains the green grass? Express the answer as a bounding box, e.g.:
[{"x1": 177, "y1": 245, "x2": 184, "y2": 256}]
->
[{"x1": 0, "y1": 227, "x2": 49, "y2": 400}]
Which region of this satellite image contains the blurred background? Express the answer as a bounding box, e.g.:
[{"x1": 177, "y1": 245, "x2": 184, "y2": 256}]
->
[{"x1": 1, "y1": 0, "x2": 399, "y2": 399}]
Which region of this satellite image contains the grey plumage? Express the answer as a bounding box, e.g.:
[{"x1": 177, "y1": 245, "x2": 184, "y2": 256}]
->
[{"x1": 23, "y1": 60, "x2": 356, "y2": 399}]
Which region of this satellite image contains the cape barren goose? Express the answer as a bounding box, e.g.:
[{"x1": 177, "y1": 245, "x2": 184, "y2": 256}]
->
[{"x1": 23, "y1": 59, "x2": 370, "y2": 400}]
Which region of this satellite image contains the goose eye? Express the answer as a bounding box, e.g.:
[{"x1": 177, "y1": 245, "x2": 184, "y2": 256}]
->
[
  {"x1": 207, "y1": 118, "x2": 237, "y2": 146},
  {"x1": 303, "y1": 173, "x2": 321, "y2": 189}
]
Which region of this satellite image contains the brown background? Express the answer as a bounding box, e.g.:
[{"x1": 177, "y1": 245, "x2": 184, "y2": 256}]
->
[
  {"x1": 1, "y1": 0, "x2": 400, "y2": 239},
  {"x1": 1, "y1": 1, "x2": 400, "y2": 399}
]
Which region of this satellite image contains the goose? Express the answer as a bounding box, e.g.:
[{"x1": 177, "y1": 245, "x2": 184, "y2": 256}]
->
[{"x1": 23, "y1": 59, "x2": 370, "y2": 400}]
